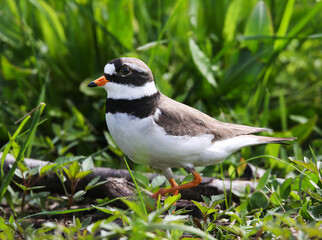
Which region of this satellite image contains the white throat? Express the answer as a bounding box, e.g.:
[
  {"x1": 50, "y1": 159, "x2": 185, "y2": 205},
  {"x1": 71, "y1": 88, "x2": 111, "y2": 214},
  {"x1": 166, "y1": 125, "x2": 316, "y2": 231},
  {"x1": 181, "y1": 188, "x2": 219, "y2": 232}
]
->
[{"x1": 103, "y1": 81, "x2": 158, "y2": 100}]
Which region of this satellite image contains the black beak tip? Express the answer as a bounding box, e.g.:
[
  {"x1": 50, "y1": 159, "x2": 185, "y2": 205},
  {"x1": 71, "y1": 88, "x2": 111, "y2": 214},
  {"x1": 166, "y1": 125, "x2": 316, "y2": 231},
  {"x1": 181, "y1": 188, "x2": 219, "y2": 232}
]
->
[{"x1": 88, "y1": 82, "x2": 97, "y2": 87}]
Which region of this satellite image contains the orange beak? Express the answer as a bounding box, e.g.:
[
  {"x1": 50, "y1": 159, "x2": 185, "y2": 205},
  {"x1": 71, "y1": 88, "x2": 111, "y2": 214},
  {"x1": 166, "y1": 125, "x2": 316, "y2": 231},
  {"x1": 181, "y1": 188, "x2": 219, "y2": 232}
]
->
[{"x1": 88, "y1": 75, "x2": 109, "y2": 87}]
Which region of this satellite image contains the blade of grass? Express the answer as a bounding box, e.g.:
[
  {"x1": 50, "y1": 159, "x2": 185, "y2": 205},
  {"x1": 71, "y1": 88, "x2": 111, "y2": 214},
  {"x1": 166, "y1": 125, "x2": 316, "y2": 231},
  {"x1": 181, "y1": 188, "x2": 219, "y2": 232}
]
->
[
  {"x1": 18, "y1": 197, "x2": 121, "y2": 222},
  {"x1": 220, "y1": 163, "x2": 229, "y2": 209},
  {"x1": 0, "y1": 102, "x2": 46, "y2": 201},
  {"x1": 274, "y1": 0, "x2": 295, "y2": 50},
  {"x1": 123, "y1": 157, "x2": 147, "y2": 215},
  {"x1": 148, "y1": 0, "x2": 185, "y2": 67},
  {"x1": 0, "y1": 116, "x2": 30, "y2": 181},
  {"x1": 279, "y1": 90, "x2": 287, "y2": 131}
]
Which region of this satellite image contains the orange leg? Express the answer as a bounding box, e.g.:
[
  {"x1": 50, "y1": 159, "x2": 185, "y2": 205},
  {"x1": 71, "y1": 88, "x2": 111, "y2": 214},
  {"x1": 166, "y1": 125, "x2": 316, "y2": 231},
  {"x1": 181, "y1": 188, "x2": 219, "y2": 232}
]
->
[
  {"x1": 169, "y1": 178, "x2": 179, "y2": 195},
  {"x1": 151, "y1": 169, "x2": 202, "y2": 199}
]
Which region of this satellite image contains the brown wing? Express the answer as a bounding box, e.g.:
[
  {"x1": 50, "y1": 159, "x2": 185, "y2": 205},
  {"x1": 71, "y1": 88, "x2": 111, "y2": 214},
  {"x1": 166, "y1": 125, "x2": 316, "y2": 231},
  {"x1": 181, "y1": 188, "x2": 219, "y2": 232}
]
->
[{"x1": 155, "y1": 94, "x2": 270, "y2": 142}]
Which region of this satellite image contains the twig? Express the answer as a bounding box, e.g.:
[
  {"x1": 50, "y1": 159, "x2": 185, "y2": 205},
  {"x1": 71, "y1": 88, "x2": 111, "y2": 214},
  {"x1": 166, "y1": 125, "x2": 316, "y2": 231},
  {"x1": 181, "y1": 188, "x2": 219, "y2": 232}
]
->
[{"x1": 15, "y1": 102, "x2": 45, "y2": 124}]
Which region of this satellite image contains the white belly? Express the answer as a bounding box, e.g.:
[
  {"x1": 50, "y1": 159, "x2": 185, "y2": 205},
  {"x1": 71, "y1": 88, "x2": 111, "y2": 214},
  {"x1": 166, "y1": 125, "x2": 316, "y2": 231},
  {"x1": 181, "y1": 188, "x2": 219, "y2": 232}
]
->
[
  {"x1": 106, "y1": 113, "x2": 217, "y2": 168},
  {"x1": 105, "y1": 113, "x2": 254, "y2": 169}
]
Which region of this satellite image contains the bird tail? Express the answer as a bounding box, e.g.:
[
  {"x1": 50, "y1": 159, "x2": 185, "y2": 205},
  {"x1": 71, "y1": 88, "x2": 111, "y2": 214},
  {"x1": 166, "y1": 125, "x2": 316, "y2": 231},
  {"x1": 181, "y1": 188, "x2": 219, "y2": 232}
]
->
[{"x1": 249, "y1": 135, "x2": 296, "y2": 145}]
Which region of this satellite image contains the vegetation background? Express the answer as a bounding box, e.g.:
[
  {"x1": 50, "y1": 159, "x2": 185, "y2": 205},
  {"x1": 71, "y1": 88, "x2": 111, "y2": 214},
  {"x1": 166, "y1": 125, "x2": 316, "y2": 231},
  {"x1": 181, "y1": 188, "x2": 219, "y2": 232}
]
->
[{"x1": 0, "y1": 0, "x2": 321, "y2": 239}]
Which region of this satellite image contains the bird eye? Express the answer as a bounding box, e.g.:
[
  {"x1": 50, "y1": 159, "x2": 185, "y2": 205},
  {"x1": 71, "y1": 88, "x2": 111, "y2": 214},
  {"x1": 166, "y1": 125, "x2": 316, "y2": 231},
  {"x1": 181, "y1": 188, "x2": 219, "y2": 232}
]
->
[{"x1": 119, "y1": 67, "x2": 132, "y2": 76}]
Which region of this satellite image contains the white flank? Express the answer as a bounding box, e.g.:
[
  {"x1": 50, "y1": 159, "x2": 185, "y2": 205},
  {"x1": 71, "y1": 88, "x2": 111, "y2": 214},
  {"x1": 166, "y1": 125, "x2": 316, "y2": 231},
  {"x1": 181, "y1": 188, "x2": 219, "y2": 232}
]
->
[
  {"x1": 199, "y1": 135, "x2": 260, "y2": 165},
  {"x1": 126, "y1": 63, "x2": 148, "y2": 73},
  {"x1": 105, "y1": 113, "x2": 214, "y2": 168},
  {"x1": 104, "y1": 63, "x2": 116, "y2": 75},
  {"x1": 103, "y1": 81, "x2": 158, "y2": 100}
]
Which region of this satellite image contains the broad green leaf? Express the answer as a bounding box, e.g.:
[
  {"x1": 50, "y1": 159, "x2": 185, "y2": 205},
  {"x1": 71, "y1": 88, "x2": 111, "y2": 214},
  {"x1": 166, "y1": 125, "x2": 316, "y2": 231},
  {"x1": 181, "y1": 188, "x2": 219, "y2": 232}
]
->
[
  {"x1": 55, "y1": 156, "x2": 83, "y2": 166},
  {"x1": 189, "y1": 38, "x2": 217, "y2": 87},
  {"x1": 280, "y1": 178, "x2": 292, "y2": 199},
  {"x1": 39, "y1": 163, "x2": 57, "y2": 176},
  {"x1": 63, "y1": 167, "x2": 72, "y2": 180},
  {"x1": 69, "y1": 161, "x2": 81, "y2": 179},
  {"x1": 191, "y1": 200, "x2": 208, "y2": 215},
  {"x1": 201, "y1": 195, "x2": 211, "y2": 206},
  {"x1": 224, "y1": 0, "x2": 256, "y2": 43},
  {"x1": 82, "y1": 157, "x2": 94, "y2": 171},
  {"x1": 243, "y1": 1, "x2": 274, "y2": 52},
  {"x1": 249, "y1": 190, "x2": 269, "y2": 210},
  {"x1": 256, "y1": 169, "x2": 271, "y2": 190},
  {"x1": 270, "y1": 191, "x2": 281, "y2": 206},
  {"x1": 73, "y1": 190, "x2": 86, "y2": 200},
  {"x1": 225, "y1": 212, "x2": 243, "y2": 225},
  {"x1": 210, "y1": 194, "x2": 225, "y2": 203},
  {"x1": 151, "y1": 175, "x2": 167, "y2": 189},
  {"x1": 122, "y1": 199, "x2": 147, "y2": 219},
  {"x1": 132, "y1": 172, "x2": 149, "y2": 188},
  {"x1": 307, "y1": 204, "x2": 322, "y2": 221},
  {"x1": 164, "y1": 194, "x2": 181, "y2": 208},
  {"x1": 300, "y1": 201, "x2": 312, "y2": 220},
  {"x1": 105, "y1": 0, "x2": 134, "y2": 49},
  {"x1": 81, "y1": 217, "x2": 92, "y2": 229},
  {"x1": 75, "y1": 170, "x2": 92, "y2": 180}
]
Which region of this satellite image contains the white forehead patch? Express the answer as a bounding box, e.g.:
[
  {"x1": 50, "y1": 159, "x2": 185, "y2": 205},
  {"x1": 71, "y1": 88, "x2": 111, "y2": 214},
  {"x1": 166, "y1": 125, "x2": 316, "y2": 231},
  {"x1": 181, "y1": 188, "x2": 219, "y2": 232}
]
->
[
  {"x1": 126, "y1": 63, "x2": 148, "y2": 73},
  {"x1": 104, "y1": 63, "x2": 116, "y2": 75}
]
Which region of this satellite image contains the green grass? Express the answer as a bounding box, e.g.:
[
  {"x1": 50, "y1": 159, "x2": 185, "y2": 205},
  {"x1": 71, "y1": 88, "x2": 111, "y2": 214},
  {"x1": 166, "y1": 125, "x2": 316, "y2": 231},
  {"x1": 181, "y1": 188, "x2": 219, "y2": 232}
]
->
[{"x1": 0, "y1": 0, "x2": 321, "y2": 239}]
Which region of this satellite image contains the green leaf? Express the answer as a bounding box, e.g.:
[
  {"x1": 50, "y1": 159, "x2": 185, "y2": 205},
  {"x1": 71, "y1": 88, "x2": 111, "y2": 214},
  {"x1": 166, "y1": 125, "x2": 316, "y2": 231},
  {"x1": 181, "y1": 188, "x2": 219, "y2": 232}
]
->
[
  {"x1": 85, "y1": 180, "x2": 108, "y2": 191},
  {"x1": 191, "y1": 200, "x2": 208, "y2": 215},
  {"x1": 63, "y1": 167, "x2": 72, "y2": 180},
  {"x1": 189, "y1": 38, "x2": 217, "y2": 87},
  {"x1": 243, "y1": 0, "x2": 274, "y2": 52},
  {"x1": 0, "y1": 103, "x2": 46, "y2": 201},
  {"x1": 29, "y1": 0, "x2": 66, "y2": 57},
  {"x1": 224, "y1": 0, "x2": 255, "y2": 43},
  {"x1": 122, "y1": 199, "x2": 146, "y2": 219},
  {"x1": 249, "y1": 190, "x2": 269, "y2": 210},
  {"x1": 300, "y1": 201, "x2": 312, "y2": 220},
  {"x1": 280, "y1": 178, "x2": 292, "y2": 199},
  {"x1": 164, "y1": 194, "x2": 181, "y2": 208},
  {"x1": 39, "y1": 163, "x2": 57, "y2": 177},
  {"x1": 81, "y1": 217, "x2": 92, "y2": 229},
  {"x1": 307, "y1": 204, "x2": 322, "y2": 221},
  {"x1": 256, "y1": 169, "x2": 271, "y2": 190},
  {"x1": 55, "y1": 156, "x2": 83, "y2": 166},
  {"x1": 75, "y1": 170, "x2": 92, "y2": 180},
  {"x1": 73, "y1": 190, "x2": 86, "y2": 200},
  {"x1": 86, "y1": 176, "x2": 100, "y2": 188},
  {"x1": 132, "y1": 172, "x2": 149, "y2": 188},
  {"x1": 274, "y1": 0, "x2": 295, "y2": 50},
  {"x1": 0, "y1": 2, "x2": 23, "y2": 48},
  {"x1": 105, "y1": 0, "x2": 134, "y2": 49},
  {"x1": 201, "y1": 195, "x2": 211, "y2": 206},
  {"x1": 82, "y1": 157, "x2": 94, "y2": 171},
  {"x1": 289, "y1": 158, "x2": 319, "y2": 177},
  {"x1": 151, "y1": 175, "x2": 167, "y2": 189},
  {"x1": 290, "y1": 115, "x2": 317, "y2": 143},
  {"x1": 210, "y1": 194, "x2": 225, "y2": 203},
  {"x1": 69, "y1": 161, "x2": 81, "y2": 179}
]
